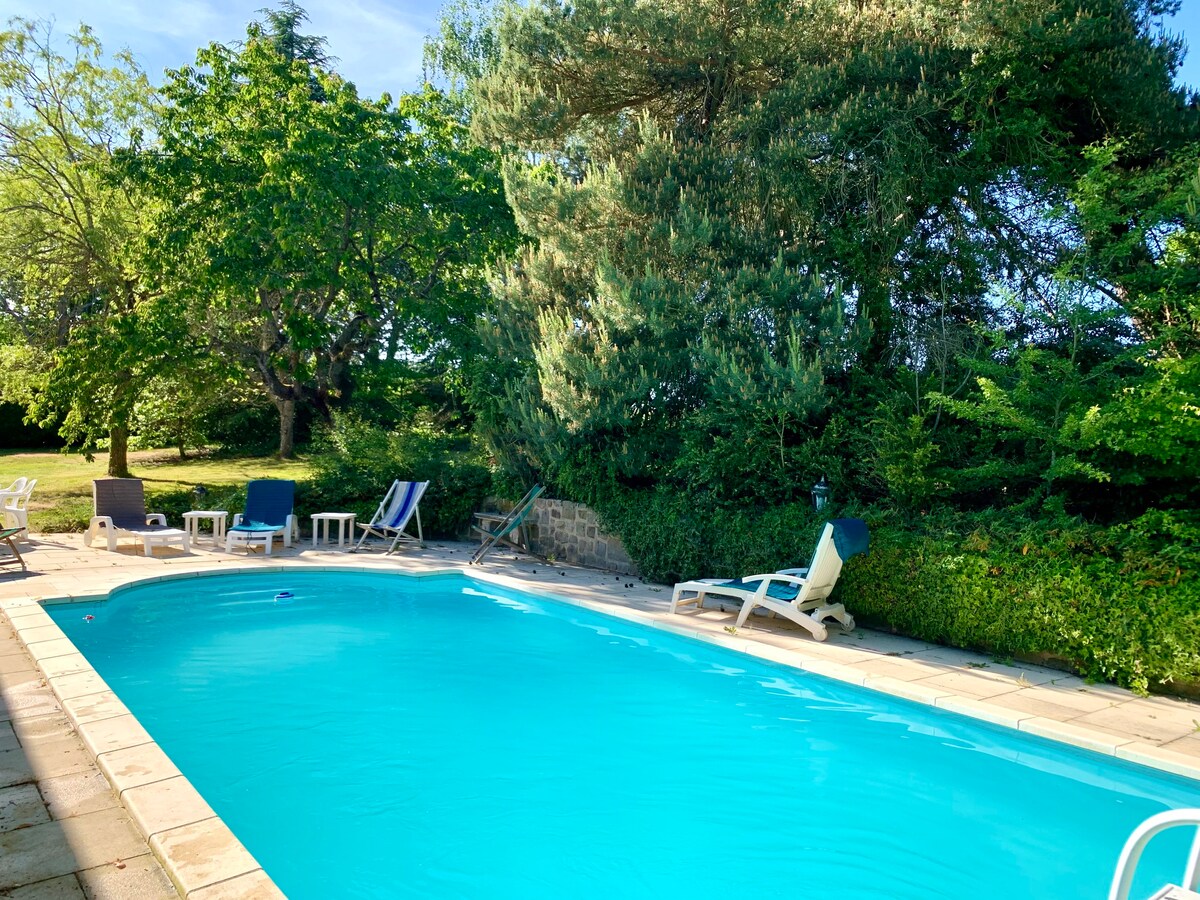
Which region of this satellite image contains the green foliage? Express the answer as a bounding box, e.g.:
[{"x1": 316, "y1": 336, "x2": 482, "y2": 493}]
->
[
  {"x1": 306, "y1": 414, "x2": 492, "y2": 539},
  {"x1": 930, "y1": 299, "x2": 1131, "y2": 497},
  {"x1": 593, "y1": 487, "x2": 830, "y2": 584},
  {"x1": 840, "y1": 507, "x2": 1200, "y2": 695},
  {"x1": 131, "y1": 362, "x2": 267, "y2": 457},
  {"x1": 1068, "y1": 141, "x2": 1200, "y2": 345},
  {"x1": 1087, "y1": 354, "x2": 1200, "y2": 477},
  {"x1": 866, "y1": 401, "x2": 945, "y2": 508},
  {"x1": 0, "y1": 19, "x2": 168, "y2": 475},
  {"x1": 446, "y1": 0, "x2": 1198, "y2": 518},
  {"x1": 125, "y1": 23, "x2": 516, "y2": 457}
]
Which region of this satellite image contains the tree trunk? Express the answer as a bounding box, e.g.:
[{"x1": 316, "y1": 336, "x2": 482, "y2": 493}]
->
[
  {"x1": 275, "y1": 397, "x2": 296, "y2": 459},
  {"x1": 859, "y1": 281, "x2": 893, "y2": 368},
  {"x1": 108, "y1": 425, "x2": 131, "y2": 477}
]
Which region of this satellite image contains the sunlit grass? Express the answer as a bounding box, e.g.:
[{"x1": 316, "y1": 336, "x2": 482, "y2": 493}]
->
[{"x1": 0, "y1": 448, "x2": 313, "y2": 532}]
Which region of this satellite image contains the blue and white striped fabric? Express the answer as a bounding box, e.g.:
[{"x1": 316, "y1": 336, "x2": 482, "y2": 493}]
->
[
  {"x1": 355, "y1": 480, "x2": 428, "y2": 554},
  {"x1": 385, "y1": 481, "x2": 423, "y2": 528}
]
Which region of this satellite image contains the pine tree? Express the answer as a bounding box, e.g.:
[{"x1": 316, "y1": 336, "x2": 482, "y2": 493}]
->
[{"x1": 448, "y1": 0, "x2": 1197, "y2": 500}]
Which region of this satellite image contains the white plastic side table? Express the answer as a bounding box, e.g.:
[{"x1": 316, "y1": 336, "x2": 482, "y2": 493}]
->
[
  {"x1": 182, "y1": 510, "x2": 228, "y2": 546},
  {"x1": 311, "y1": 512, "x2": 356, "y2": 548}
]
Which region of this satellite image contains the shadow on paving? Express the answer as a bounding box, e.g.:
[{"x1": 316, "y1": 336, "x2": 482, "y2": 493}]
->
[{"x1": 0, "y1": 602, "x2": 179, "y2": 898}]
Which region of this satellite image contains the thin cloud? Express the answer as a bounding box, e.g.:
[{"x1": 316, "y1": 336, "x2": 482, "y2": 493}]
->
[
  {"x1": 0, "y1": 0, "x2": 436, "y2": 96},
  {"x1": 308, "y1": 0, "x2": 435, "y2": 98}
]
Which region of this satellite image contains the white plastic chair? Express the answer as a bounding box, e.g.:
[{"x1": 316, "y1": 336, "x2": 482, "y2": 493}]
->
[{"x1": 1, "y1": 478, "x2": 34, "y2": 536}]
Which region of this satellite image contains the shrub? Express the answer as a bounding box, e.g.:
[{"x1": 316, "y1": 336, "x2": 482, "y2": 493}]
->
[
  {"x1": 594, "y1": 486, "x2": 832, "y2": 584},
  {"x1": 840, "y1": 508, "x2": 1200, "y2": 694},
  {"x1": 306, "y1": 414, "x2": 492, "y2": 539}
]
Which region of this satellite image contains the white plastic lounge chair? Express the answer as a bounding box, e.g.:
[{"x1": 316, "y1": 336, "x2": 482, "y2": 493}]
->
[
  {"x1": 470, "y1": 484, "x2": 545, "y2": 565},
  {"x1": 84, "y1": 479, "x2": 190, "y2": 556},
  {"x1": 1, "y1": 478, "x2": 34, "y2": 534},
  {"x1": 353, "y1": 480, "x2": 428, "y2": 553},
  {"x1": 226, "y1": 480, "x2": 298, "y2": 555},
  {"x1": 669, "y1": 518, "x2": 869, "y2": 641}
]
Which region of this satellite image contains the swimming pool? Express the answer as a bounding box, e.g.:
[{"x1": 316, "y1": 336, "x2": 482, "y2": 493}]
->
[{"x1": 48, "y1": 570, "x2": 1200, "y2": 899}]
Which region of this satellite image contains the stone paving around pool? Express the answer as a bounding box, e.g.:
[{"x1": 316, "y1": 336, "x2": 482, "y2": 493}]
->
[{"x1": 1, "y1": 533, "x2": 1199, "y2": 898}]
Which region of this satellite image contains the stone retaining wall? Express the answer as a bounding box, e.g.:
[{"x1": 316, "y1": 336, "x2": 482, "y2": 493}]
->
[{"x1": 524, "y1": 499, "x2": 639, "y2": 575}]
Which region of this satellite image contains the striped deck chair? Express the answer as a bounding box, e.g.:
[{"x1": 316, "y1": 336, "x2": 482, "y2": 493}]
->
[{"x1": 354, "y1": 480, "x2": 427, "y2": 553}]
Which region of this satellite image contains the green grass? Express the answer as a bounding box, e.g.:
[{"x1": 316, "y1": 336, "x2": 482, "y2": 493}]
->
[{"x1": 0, "y1": 449, "x2": 313, "y2": 532}]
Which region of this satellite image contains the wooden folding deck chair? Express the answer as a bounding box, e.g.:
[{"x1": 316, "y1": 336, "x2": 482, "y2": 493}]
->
[
  {"x1": 470, "y1": 485, "x2": 545, "y2": 564},
  {"x1": 0, "y1": 526, "x2": 27, "y2": 573}
]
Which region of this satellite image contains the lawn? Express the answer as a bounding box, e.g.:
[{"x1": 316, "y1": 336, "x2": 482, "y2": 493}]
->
[{"x1": 0, "y1": 449, "x2": 312, "y2": 533}]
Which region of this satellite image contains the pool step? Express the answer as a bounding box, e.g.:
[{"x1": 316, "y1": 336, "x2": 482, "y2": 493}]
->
[{"x1": 1152, "y1": 888, "x2": 1200, "y2": 900}]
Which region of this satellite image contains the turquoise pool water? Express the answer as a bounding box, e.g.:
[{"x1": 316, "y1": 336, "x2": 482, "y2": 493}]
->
[{"x1": 49, "y1": 571, "x2": 1200, "y2": 899}]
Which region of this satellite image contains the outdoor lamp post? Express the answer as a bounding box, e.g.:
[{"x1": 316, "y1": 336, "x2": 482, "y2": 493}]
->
[
  {"x1": 193, "y1": 485, "x2": 208, "y2": 505},
  {"x1": 811, "y1": 476, "x2": 830, "y2": 511}
]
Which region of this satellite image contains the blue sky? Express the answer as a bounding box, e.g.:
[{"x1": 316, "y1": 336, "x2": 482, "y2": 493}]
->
[
  {"x1": 0, "y1": 0, "x2": 440, "y2": 99},
  {"x1": 0, "y1": 0, "x2": 1196, "y2": 100}
]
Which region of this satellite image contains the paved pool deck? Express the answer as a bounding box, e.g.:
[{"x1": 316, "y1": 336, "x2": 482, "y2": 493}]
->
[{"x1": 1, "y1": 533, "x2": 1199, "y2": 898}]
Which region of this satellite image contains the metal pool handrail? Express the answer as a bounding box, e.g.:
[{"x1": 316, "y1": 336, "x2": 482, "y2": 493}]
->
[{"x1": 1109, "y1": 809, "x2": 1200, "y2": 900}]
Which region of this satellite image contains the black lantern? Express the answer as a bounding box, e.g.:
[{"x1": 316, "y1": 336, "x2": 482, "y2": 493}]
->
[
  {"x1": 193, "y1": 485, "x2": 208, "y2": 504},
  {"x1": 811, "y1": 476, "x2": 830, "y2": 511}
]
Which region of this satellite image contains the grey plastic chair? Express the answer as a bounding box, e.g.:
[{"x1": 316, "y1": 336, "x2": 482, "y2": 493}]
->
[{"x1": 84, "y1": 478, "x2": 190, "y2": 556}]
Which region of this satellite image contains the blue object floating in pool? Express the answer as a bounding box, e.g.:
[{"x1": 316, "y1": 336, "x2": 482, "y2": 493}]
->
[{"x1": 274, "y1": 591, "x2": 294, "y2": 604}]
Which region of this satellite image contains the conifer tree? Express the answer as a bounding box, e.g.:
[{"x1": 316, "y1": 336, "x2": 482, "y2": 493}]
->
[{"x1": 448, "y1": 0, "x2": 1197, "y2": 500}]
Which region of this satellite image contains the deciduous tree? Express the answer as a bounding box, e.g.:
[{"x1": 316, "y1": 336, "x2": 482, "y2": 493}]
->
[
  {"x1": 129, "y1": 14, "x2": 515, "y2": 457},
  {"x1": 0, "y1": 20, "x2": 161, "y2": 476}
]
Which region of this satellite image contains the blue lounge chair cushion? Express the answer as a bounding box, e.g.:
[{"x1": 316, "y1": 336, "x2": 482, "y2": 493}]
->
[
  {"x1": 230, "y1": 520, "x2": 284, "y2": 533},
  {"x1": 831, "y1": 518, "x2": 870, "y2": 560},
  {"x1": 714, "y1": 577, "x2": 801, "y2": 602}
]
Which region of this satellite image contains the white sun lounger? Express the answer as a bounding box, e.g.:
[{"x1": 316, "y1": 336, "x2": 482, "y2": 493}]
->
[{"x1": 669, "y1": 519, "x2": 868, "y2": 641}]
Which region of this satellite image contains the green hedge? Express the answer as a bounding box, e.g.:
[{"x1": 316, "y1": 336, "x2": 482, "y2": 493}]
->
[
  {"x1": 597, "y1": 487, "x2": 1200, "y2": 693},
  {"x1": 596, "y1": 488, "x2": 830, "y2": 584},
  {"x1": 840, "y1": 510, "x2": 1200, "y2": 694}
]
